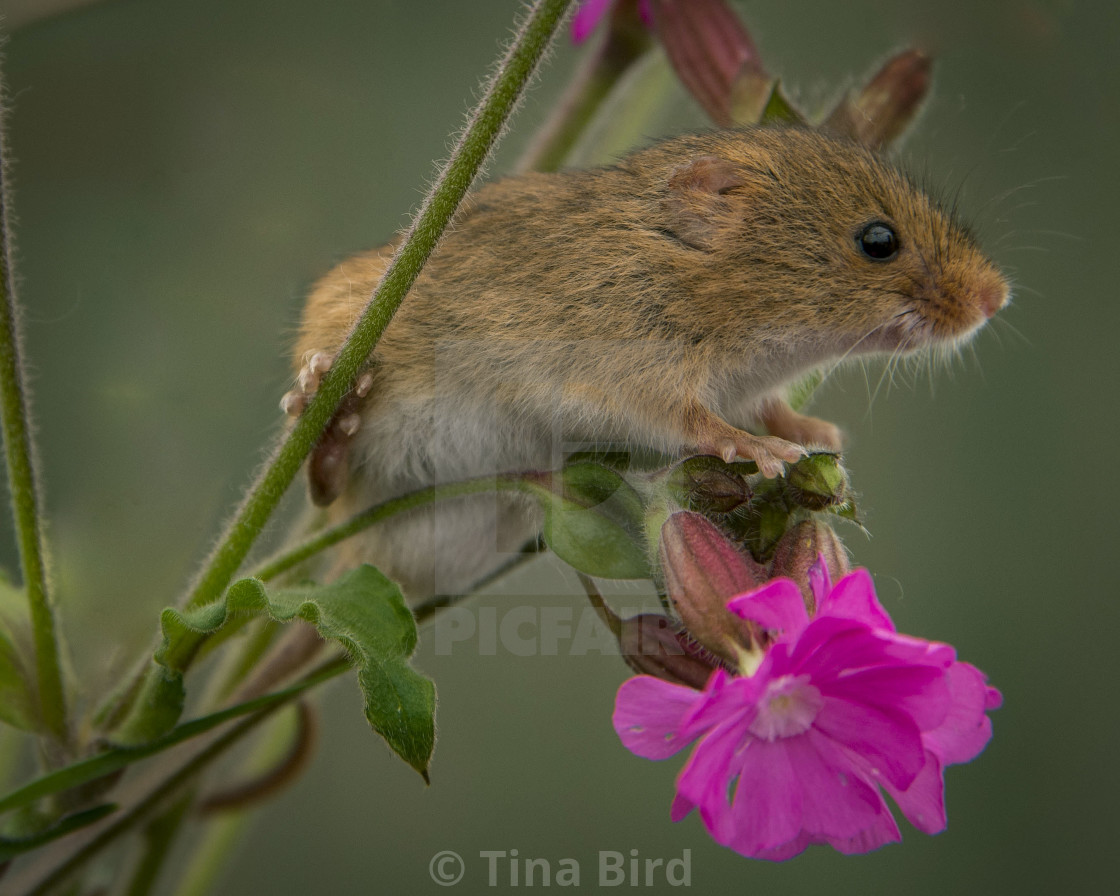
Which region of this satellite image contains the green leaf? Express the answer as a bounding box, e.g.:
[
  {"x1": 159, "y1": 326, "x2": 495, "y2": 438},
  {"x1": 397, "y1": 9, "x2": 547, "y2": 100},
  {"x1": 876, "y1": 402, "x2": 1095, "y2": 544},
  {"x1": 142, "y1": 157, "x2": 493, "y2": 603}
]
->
[
  {"x1": 827, "y1": 498, "x2": 867, "y2": 531},
  {"x1": 0, "y1": 803, "x2": 116, "y2": 862},
  {"x1": 114, "y1": 567, "x2": 434, "y2": 778},
  {"x1": 760, "y1": 80, "x2": 807, "y2": 126},
  {"x1": 527, "y1": 462, "x2": 650, "y2": 579},
  {"x1": 0, "y1": 579, "x2": 37, "y2": 732}
]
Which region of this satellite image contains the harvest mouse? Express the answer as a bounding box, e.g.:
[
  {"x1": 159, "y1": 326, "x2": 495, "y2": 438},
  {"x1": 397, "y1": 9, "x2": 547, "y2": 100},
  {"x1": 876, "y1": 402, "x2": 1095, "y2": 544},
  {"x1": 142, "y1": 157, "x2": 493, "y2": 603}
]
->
[{"x1": 283, "y1": 126, "x2": 1009, "y2": 597}]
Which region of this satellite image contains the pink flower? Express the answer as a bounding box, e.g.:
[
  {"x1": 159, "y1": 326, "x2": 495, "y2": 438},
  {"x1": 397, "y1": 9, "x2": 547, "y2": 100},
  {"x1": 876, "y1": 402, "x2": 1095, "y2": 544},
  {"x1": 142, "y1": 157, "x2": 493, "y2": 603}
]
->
[{"x1": 613, "y1": 561, "x2": 1001, "y2": 860}]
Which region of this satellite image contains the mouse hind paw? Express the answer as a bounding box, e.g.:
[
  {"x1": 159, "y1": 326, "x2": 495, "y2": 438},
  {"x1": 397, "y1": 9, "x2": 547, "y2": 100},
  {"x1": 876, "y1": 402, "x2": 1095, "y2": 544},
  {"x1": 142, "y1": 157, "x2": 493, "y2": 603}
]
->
[{"x1": 282, "y1": 350, "x2": 373, "y2": 506}]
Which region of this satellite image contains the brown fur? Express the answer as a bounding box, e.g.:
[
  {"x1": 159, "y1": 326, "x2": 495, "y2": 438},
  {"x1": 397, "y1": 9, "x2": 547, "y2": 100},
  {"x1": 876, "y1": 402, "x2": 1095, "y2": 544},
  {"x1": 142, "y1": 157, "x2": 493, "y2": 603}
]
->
[{"x1": 288, "y1": 126, "x2": 1008, "y2": 596}]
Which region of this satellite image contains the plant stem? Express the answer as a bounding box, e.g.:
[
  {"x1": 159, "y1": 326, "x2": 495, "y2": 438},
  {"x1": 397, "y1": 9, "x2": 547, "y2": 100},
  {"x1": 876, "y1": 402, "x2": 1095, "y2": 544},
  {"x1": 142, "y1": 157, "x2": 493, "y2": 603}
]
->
[
  {"x1": 516, "y1": 4, "x2": 652, "y2": 173},
  {"x1": 0, "y1": 73, "x2": 69, "y2": 745},
  {"x1": 12, "y1": 656, "x2": 350, "y2": 895},
  {"x1": 252, "y1": 475, "x2": 529, "y2": 582},
  {"x1": 123, "y1": 792, "x2": 193, "y2": 896},
  {"x1": 183, "y1": 0, "x2": 573, "y2": 614}
]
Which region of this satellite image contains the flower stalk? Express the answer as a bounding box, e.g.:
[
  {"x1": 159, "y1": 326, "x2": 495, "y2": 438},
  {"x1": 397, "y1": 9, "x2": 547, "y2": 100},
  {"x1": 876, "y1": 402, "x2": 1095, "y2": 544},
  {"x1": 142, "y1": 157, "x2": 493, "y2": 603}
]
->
[
  {"x1": 0, "y1": 74, "x2": 69, "y2": 746},
  {"x1": 183, "y1": 0, "x2": 574, "y2": 615}
]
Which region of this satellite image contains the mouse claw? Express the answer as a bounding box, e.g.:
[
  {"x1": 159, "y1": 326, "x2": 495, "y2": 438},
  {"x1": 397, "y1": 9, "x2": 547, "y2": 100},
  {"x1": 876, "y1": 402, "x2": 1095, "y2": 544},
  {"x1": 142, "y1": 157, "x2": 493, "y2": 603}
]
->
[
  {"x1": 338, "y1": 412, "x2": 362, "y2": 437},
  {"x1": 280, "y1": 390, "x2": 306, "y2": 417},
  {"x1": 296, "y1": 350, "x2": 335, "y2": 394},
  {"x1": 355, "y1": 371, "x2": 374, "y2": 398},
  {"x1": 700, "y1": 432, "x2": 805, "y2": 479},
  {"x1": 309, "y1": 351, "x2": 334, "y2": 375}
]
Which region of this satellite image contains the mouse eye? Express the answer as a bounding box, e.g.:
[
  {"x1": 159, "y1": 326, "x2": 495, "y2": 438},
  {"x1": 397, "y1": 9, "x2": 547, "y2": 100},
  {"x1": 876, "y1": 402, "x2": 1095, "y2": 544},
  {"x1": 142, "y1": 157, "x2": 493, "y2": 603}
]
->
[{"x1": 857, "y1": 222, "x2": 900, "y2": 260}]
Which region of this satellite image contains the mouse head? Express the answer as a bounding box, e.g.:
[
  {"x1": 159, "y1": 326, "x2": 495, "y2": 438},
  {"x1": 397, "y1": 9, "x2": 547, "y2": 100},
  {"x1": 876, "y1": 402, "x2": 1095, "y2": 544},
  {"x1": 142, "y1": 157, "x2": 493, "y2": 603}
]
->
[{"x1": 657, "y1": 127, "x2": 1009, "y2": 358}]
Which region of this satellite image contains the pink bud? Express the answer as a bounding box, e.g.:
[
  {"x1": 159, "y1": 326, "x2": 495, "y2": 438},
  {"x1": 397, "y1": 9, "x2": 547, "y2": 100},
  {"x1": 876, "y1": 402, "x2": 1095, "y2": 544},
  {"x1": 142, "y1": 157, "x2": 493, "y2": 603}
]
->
[
  {"x1": 619, "y1": 613, "x2": 723, "y2": 689},
  {"x1": 647, "y1": 0, "x2": 766, "y2": 127},
  {"x1": 659, "y1": 511, "x2": 768, "y2": 662},
  {"x1": 770, "y1": 520, "x2": 850, "y2": 614}
]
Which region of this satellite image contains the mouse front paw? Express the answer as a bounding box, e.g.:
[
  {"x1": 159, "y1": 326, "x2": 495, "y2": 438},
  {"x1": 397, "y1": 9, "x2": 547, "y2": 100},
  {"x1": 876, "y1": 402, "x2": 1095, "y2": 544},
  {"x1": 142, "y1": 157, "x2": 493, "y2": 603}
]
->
[
  {"x1": 700, "y1": 432, "x2": 806, "y2": 478},
  {"x1": 686, "y1": 403, "x2": 805, "y2": 478},
  {"x1": 281, "y1": 351, "x2": 375, "y2": 506}
]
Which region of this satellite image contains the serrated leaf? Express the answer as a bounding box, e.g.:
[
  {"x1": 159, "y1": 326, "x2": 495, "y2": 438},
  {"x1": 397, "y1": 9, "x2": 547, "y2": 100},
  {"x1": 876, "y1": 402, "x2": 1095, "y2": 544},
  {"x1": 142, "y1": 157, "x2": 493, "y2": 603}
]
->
[
  {"x1": 115, "y1": 566, "x2": 434, "y2": 778},
  {"x1": 527, "y1": 462, "x2": 650, "y2": 580}
]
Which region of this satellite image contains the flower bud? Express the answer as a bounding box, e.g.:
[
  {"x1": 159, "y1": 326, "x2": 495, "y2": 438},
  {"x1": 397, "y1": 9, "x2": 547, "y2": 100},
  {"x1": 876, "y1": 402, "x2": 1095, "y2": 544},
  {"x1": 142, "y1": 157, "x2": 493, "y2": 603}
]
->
[
  {"x1": 822, "y1": 49, "x2": 932, "y2": 150},
  {"x1": 665, "y1": 455, "x2": 751, "y2": 514},
  {"x1": 770, "y1": 519, "x2": 850, "y2": 614},
  {"x1": 659, "y1": 511, "x2": 768, "y2": 663},
  {"x1": 785, "y1": 452, "x2": 849, "y2": 510},
  {"x1": 648, "y1": 0, "x2": 765, "y2": 127},
  {"x1": 619, "y1": 613, "x2": 723, "y2": 689}
]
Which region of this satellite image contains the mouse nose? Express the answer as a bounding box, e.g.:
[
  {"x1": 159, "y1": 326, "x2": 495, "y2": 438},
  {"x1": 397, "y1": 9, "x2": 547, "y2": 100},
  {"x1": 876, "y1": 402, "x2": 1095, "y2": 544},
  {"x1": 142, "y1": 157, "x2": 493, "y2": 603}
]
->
[{"x1": 977, "y1": 277, "x2": 1010, "y2": 319}]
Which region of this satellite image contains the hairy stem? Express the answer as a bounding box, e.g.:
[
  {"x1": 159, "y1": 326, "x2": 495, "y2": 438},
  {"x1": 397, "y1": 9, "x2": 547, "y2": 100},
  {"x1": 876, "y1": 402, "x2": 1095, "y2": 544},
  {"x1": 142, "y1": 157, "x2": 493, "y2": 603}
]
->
[
  {"x1": 0, "y1": 72, "x2": 69, "y2": 745},
  {"x1": 516, "y1": 3, "x2": 652, "y2": 173},
  {"x1": 252, "y1": 475, "x2": 530, "y2": 582},
  {"x1": 11, "y1": 656, "x2": 350, "y2": 895},
  {"x1": 184, "y1": 0, "x2": 573, "y2": 614}
]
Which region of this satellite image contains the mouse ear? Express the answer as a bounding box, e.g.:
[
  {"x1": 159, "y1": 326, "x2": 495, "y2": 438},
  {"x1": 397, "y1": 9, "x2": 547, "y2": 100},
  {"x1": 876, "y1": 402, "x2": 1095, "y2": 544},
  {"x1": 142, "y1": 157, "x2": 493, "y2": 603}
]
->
[{"x1": 661, "y1": 156, "x2": 744, "y2": 250}]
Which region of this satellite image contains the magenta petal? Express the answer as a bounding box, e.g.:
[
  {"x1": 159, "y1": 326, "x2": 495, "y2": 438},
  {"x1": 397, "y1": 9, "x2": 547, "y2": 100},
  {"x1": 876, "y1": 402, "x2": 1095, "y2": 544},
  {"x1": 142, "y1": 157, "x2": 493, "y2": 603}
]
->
[
  {"x1": 614, "y1": 676, "x2": 702, "y2": 759},
  {"x1": 813, "y1": 696, "x2": 926, "y2": 790},
  {"x1": 786, "y1": 617, "x2": 879, "y2": 676},
  {"x1": 808, "y1": 555, "x2": 833, "y2": 609},
  {"x1": 825, "y1": 810, "x2": 902, "y2": 855},
  {"x1": 924, "y1": 662, "x2": 997, "y2": 765},
  {"x1": 820, "y1": 569, "x2": 895, "y2": 631},
  {"x1": 793, "y1": 618, "x2": 952, "y2": 680},
  {"x1": 785, "y1": 733, "x2": 887, "y2": 839},
  {"x1": 721, "y1": 739, "x2": 803, "y2": 854},
  {"x1": 728, "y1": 578, "x2": 810, "y2": 635},
  {"x1": 676, "y1": 722, "x2": 751, "y2": 837},
  {"x1": 571, "y1": 0, "x2": 612, "y2": 42},
  {"x1": 679, "y1": 664, "x2": 769, "y2": 744},
  {"x1": 884, "y1": 750, "x2": 947, "y2": 834},
  {"x1": 986, "y1": 684, "x2": 1004, "y2": 710},
  {"x1": 822, "y1": 663, "x2": 950, "y2": 732},
  {"x1": 670, "y1": 790, "x2": 695, "y2": 823},
  {"x1": 751, "y1": 832, "x2": 814, "y2": 862},
  {"x1": 874, "y1": 630, "x2": 957, "y2": 668}
]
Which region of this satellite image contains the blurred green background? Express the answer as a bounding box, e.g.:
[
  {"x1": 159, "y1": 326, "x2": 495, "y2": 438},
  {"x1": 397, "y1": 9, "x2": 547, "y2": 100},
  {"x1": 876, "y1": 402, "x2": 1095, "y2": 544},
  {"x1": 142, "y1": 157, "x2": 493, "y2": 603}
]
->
[{"x1": 2, "y1": 0, "x2": 1117, "y2": 892}]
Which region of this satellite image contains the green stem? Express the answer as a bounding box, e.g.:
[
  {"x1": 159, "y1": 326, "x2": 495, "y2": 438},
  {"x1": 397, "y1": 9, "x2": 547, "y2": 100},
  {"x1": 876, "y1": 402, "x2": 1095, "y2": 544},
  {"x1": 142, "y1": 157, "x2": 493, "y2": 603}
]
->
[
  {"x1": 184, "y1": 0, "x2": 572, "y2": 614},
  {"x1": 0, "y1": 72, "x2": 69, "y2": 744},
  {"x1": 516, "y1": 5, "x2": 652, "y2": 173},
  {"x1": 787, "y1": 371, "x2": 823, "y2": 413},
  {"x1": 0, "y1": 658, "x2": 348, "y2": 816},
  {"x1": 170, "y1": 808, "x2": 248, "y2": 896},
  {"x1": 14, "y1": 657, "x2": 350, "y2": 896},
  {"x1": 252, "y1": 475, "x2": 528, "y2": 582},
  {"x1": 146, "y1": 477, "x2": 531, "y2": 697},
  {"x1": 124, "y1": 792, "x2": 193, "y2": 896}
]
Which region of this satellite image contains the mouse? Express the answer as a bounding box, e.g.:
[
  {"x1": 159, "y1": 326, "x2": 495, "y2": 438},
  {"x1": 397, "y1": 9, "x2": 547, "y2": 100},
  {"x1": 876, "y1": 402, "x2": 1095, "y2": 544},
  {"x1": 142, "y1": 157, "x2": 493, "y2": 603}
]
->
[{"x1": 282, "y1": 125, "x2": 1009, "y2": 597}]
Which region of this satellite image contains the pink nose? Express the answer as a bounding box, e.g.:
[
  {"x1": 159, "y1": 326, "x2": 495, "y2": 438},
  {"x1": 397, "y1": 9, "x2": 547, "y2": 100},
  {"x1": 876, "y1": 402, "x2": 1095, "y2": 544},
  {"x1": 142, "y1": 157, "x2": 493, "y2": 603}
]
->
[{"x1": 978, "y1": 279, "x2": 1010, "y2": 319}]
